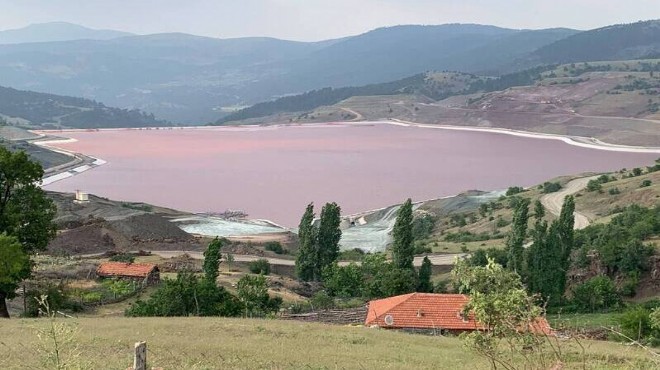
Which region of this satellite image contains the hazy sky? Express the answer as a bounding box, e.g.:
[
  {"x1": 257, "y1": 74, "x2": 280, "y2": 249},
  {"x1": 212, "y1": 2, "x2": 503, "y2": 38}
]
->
[{"x1": 0, "y1": 0, "x2": 658, "y2": 41}]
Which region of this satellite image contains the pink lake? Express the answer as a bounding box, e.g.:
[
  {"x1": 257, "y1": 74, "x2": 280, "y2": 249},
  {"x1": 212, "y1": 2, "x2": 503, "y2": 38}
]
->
[{"x1": 43, "y1": 123, "x2": 658, "y2": 227}]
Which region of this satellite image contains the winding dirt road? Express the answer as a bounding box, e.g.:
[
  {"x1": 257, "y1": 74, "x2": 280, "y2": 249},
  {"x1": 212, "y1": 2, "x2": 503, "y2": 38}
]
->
[{"x1": 540, "y1": 176, "x2": 598, "y2": 230}]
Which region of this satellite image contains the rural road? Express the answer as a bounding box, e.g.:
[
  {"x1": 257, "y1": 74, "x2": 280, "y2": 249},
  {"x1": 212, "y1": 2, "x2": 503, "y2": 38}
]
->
[
  {"x1": 540, "y1": 176, "x2": 598, "y2": 230},
  {"x1": 84, "y1": 251, "x2": 465, "y2": 267},
  {"x1": 150, "y1": 251, "x2": 465, "y2": 267}
]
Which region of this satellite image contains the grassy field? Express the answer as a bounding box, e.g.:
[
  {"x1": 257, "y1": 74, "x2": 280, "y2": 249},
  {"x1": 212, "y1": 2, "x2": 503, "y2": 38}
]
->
[{"x1": 1, "y1": 317, "x2": 658, "y2": 369}]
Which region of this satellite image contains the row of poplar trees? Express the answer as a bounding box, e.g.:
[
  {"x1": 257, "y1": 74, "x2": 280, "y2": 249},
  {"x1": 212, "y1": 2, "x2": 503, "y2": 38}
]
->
[
  {"x1": 295, "y1": 198, "x2": 433, "y2": 293},
  {"x1": 505, "y1": 195, "x2": 576, "y2": 307}
]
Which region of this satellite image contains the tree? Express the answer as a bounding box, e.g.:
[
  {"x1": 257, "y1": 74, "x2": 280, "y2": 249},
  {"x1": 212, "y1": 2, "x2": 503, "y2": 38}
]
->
[
  {"x1": 316, "y1": 202, "x2": 342, "y2": 275},
  {"x1": 203, "y1": 237, "x2": 223, "y2": 284},
  {"x1": 0, "y1": 234, "x2": 29, "y2": 317},
  {"x1": 506, "y1": 198, "x2": 530, "y2": 273},
  {"x1": 295, "y1": 203, "x2": 317, "y2": 281},
  {"x1": 524, "y1": 201, "x2": 548, "y2": 297},
  {"x1": 392, "y1": 199, "x2": 414, "y2": 270},
  {"x1": 236, "y1": 274, "x2": 281, "y2": 317},
  {"x1": 417, "y1": 256, "x2": 433, "y2": 292},
  {"x1": 0, "y1": 148, "x2": 57, "y2": 318},
  {"x1": 452, "y1": 258, "x2": 562, "y2": 370},
  {"x1": 225, "y1": 253, "x2": 234, "y2": 272}
]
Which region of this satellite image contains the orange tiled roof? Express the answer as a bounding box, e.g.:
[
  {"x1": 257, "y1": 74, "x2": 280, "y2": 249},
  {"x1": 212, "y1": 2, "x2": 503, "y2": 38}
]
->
[
  {"x1": 96, "y1": 262, "x2": 157, "y2": 278},
  {"x1": 365, "y1": 293, "x2": 552, "y2": 335}
]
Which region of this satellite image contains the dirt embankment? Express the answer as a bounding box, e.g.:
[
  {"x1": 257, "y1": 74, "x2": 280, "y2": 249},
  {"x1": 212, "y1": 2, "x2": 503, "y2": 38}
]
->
[{"x1": 47, "y1": 192, "x2": 202, "y2": 256}]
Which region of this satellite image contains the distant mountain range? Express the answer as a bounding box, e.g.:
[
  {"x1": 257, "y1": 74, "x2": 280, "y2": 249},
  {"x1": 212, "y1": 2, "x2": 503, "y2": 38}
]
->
[
  {"x1": 0, "y1": 20, "x2": 659, "y2": 125},
  {"x1": 0, "y1": 22, "x2": 133, "y2": 44}
]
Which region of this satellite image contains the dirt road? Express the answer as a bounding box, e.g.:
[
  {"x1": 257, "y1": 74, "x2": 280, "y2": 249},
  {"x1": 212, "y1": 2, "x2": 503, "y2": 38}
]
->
[
  {"x1": 85, "y1": 250, "x2": 465, "y2": 267},
  {"x1": 540, "y1": 176, "x2": 598, "y2": 230}
]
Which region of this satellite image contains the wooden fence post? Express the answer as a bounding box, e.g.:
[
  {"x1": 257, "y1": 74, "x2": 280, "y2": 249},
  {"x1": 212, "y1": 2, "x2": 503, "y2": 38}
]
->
[{"x1": 133, "y1": 341, "x2": 147, "y2": 370}]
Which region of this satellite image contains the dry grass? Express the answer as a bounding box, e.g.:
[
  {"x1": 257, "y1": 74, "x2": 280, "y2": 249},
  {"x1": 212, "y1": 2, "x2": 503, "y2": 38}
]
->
[{"x1": 0, "y1": 317, "x2": 657, "y2": 370}]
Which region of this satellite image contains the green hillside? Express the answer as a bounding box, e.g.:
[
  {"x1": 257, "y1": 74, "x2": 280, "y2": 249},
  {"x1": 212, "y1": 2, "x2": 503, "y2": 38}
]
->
[{"x1": 0, "y1": 85, "x2": 168, "y2": 129}]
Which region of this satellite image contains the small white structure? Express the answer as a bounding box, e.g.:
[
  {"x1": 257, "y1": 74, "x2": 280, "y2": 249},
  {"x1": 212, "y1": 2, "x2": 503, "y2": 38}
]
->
[{"x1": 74, "y1": 190, "x2": 89, "y2": 204}]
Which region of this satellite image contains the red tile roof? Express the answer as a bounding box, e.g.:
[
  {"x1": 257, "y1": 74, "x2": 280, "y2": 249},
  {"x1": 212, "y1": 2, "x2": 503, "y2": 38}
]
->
[
  {"x1": 97, "y1": 262, "x2": 158, "y2": 278},
  {"x1": 365, "y1": 293, "x2": 553, "y2": 335}
]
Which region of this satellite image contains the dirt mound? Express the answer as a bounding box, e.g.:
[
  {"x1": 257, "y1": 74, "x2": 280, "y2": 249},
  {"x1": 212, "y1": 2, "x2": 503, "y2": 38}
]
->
[
  {"x1": 107, "y1": 214, "x2": 193, "y2": 242},
  {"x1": 48, "y1": 223, "x2": 116, "y2": 255}
]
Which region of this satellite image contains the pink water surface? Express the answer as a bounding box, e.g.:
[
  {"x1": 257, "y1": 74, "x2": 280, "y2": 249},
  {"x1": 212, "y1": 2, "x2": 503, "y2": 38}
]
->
[{"x1": 44, "y1": 123, "x2": 658, "y2": 226}]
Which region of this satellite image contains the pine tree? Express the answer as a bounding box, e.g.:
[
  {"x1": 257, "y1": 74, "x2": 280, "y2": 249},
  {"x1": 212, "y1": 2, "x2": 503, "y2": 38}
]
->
[
  {"x1": 417, "y1": 256, "x2": 433, "y2": 292},
  {"x1": 392, "y1": 198, "x2": 415, "y2": 270},
  {"x1": 295, "y1": 203, "x2": 317, "y2": 281},
  {"x1": 316, "y1": 202, "x2": 342, "y2": 277},
  {"x1": 506, "y1": 198, "x2": 530, "y2": 273},
  {"x1": 203, "y1": 237, "x2": 223, "y2": 284}
]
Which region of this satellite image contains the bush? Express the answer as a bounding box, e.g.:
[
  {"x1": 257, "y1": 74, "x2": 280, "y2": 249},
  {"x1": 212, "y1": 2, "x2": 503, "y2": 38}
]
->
[
  {"x1": 339, "y1": 248, "x2": 366, "y2": 261},
  {"x1": 413, "y1": 243, "x2": 432, "y2": 255},
  {"x1": 412, "y1": 214, "x2": 436, "y2": 240},
  {"x1": 109, "y1": 253, "x2": 135, "y2": 263},
  {"x1": 640, "y1": 180, "x2": 652, "y2": 188},
  {"x1": 586, "y1": 179, "x2": 602, "y2": 192},
  {"x1": 248, "y1": 259, "x2": 271, "y2": 275},
  {"x1": 571, "y1": 276, "x2": 621, "y2": 313},
  {"x1": 632, "y1": 168, "x2": 643, "y2": 176},
  {"x1": 310, "y1": 291, "x2": 335, "y2": 310},
  {"x1": 264, "y1": 241, "x2": 285, "y2": 254},
  {"x1": 126, "y1": 272, "x2": 240, "y2": 317},
  {"x1": 618, "y1": 306, "x2": 659, "y2": 343},
  {"x1": 495, "y1": 216, "x2": 510, "y2": 228},
  {"x1": 506, "y1": 186, "x2": 524, "y2": 196},
  {"x1": 542, "y1": 182, "x2": 562, "y2": 193},
  {"x1": 608, "y1": 187, "x2": 621, "y2": 195}
]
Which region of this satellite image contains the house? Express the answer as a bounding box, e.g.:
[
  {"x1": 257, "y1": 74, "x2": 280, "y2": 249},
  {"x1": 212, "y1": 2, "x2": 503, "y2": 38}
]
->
[
  {"x1": 96, "y1": 262, "x2": 160, "y2": 286},
  {"x1": 365, "y1": 293, "x2": 552, "y2": 335}
]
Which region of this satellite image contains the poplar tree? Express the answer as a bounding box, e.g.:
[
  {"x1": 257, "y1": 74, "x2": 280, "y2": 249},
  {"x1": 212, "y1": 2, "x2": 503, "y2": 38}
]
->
[
  {"x1": 506, "y1": 198, "x2": 530, "y2": 274},
  {"x1": 203, "y1": 237, "x2": 223, "y2": 284},
  {"x1": 316, "y1": 202, "x2": 342, "y2": 277},
  {"x1": 295, "y1": 203, "x2": 317, "y2": 281},
  {"x1": 417, "y1": 256, "x2": 433, "y2": 292},
  {"x1": 392, "y1": 198, "x2": 415, "y2": 270},
  {"x1": 525, "y1": 201, "x2": 548, "y2": 296}
]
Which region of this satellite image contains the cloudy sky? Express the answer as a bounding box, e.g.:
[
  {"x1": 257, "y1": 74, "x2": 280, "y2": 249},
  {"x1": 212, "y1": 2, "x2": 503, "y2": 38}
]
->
[{"x1": 0, "y1": 0, "x2": 658, "y2": 41}]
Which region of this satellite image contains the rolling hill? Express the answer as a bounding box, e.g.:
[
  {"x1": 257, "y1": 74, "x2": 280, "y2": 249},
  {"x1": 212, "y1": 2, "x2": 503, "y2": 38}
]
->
[
  {"x1": 528, "y1": 20, "x2": 660, "y2": 65},
  {"x1": 0, "y1": 22, "x2": 132, "y2": 44},
  {"x1": 0, "y1": 85, "x2": 167, "y2": 129}
]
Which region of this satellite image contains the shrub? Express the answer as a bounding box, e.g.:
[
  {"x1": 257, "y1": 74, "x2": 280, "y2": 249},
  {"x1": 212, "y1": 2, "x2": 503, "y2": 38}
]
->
[
  {"x1": 109, "y1": 253, "x2": 135, "y2": 263},
  {"x1": 310, "y1": 291, "x2": 335, "y2": 310},
  {"x1": 264, "y1": 241, "x2": 285, "y2": 254},
  {"x1": 640, "y1": 180, "x2": 652, "y2": 188},
  {"x1": 608, "y1": 187, "x2": 621, "y2": 195},
  {"x1": 542, "y1": 182, "x2": 562, "y2": 193},
  {"x1": 586, "y1": 179, "x2": 602, "y2": 192},
  {"x1": 339, "y1": 248, "x2": 366, "y2": 261},
  {"x1": 617, "y1": 306, "x2": 657, "y2": 342},
  {"x1": 506, "y1": 186, "x2": 524, "y2": 196},
  {"x1": 495, "y1": 216, "x2": 510, "y2": 228},
  {"x1": 412, "y1": 214, "x2": 436, "y2": 240},
  {"x1": 632, "y1": 168, "x2": 643, "y2": 176},
  {"x1": 413, "y1": 244, "x2": 432, "y2": 255},
  {"x1": 571, "y1": 276, "x2": 621, "y2": 313},
  {"x1": 248, "y1": 259, "x2": 271, "y2": 275}
]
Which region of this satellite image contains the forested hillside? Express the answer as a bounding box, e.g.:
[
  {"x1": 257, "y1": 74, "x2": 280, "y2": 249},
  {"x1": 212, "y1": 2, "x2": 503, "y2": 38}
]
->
[
  {"x1": 529, "y1": 20, "x2": 660, "y2": 64},
  {"x1": 0, "y1": 86, "x2": 167, "y2": 129}
]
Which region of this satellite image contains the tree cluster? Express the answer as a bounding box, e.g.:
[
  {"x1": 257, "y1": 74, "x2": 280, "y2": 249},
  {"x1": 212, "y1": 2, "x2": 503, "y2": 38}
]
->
[{"x1": 295, "y1": 202, "x2": 342, "y2": 282}]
